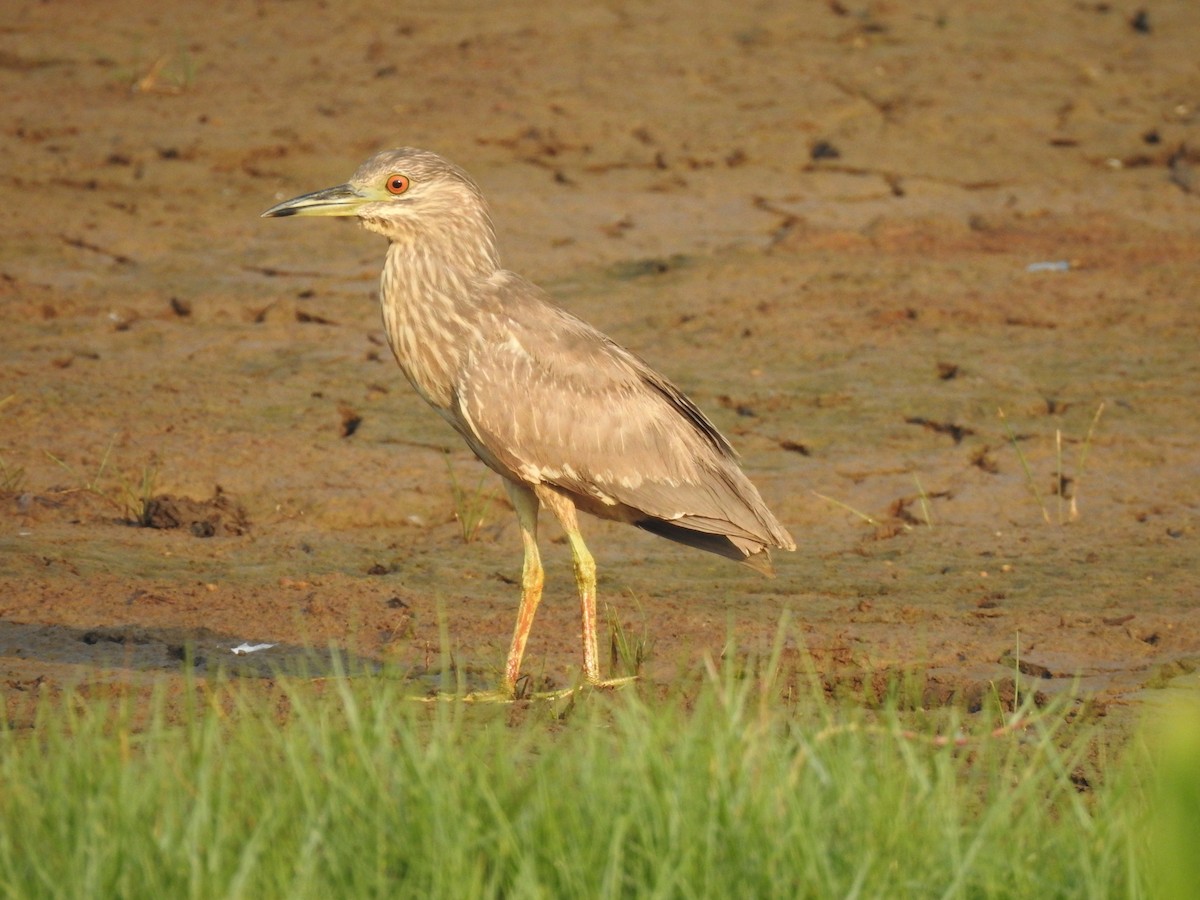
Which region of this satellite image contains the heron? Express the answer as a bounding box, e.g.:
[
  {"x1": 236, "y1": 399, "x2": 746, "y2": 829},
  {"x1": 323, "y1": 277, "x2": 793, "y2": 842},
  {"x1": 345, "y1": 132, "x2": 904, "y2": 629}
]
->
[{"x1": 262, "y1": 148, "x2": 795, "y2": 696}]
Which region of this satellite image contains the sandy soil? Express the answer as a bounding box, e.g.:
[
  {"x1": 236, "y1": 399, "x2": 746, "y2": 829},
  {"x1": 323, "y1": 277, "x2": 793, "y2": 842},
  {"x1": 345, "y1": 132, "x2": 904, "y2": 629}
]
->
[{"x1": 2, "y1": 1, "x2": 1198, "y2": 732}]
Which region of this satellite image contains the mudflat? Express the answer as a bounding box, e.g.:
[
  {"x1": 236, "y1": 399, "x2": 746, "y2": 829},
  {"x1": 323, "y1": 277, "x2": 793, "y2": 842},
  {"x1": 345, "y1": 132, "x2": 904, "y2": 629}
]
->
[{"x1": 2, "y1": 2, "x2": 1197, "y2": 730}]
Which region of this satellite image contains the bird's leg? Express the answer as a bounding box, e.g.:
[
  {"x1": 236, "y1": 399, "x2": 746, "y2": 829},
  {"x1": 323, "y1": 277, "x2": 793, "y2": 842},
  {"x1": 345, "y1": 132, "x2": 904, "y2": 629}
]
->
[
  {"x1": 503, "y1": 480, "x2": 544, "y2": 695},
  {"x1": 567, "y1": 528, "x2": 602, "y2": 684},
  {"x1": 534, "y1": 487, "x2": 634, "y2": 689}
]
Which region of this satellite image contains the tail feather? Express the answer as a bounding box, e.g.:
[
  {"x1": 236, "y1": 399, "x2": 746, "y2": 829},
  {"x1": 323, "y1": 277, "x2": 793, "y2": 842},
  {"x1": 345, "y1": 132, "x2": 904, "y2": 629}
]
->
[{"x1": 635, "y1": 518, "x2": 779, "y2": 576}]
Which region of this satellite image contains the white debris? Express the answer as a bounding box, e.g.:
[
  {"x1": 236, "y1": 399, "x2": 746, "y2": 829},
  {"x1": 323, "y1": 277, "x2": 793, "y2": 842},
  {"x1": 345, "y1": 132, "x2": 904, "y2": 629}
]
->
[
  {"x1": 230, "y1": 642, "x2": 276, "y2": 655},
  {"x1": 1026, "y1": 260, "x2": 1071, "y2": 273}
]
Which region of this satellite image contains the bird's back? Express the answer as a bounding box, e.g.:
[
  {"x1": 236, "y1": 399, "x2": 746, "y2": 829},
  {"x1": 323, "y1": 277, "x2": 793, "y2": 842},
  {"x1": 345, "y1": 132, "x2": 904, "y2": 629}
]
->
[{"x1": 447, "y1": 271, "x2": 795, "y2": 569}]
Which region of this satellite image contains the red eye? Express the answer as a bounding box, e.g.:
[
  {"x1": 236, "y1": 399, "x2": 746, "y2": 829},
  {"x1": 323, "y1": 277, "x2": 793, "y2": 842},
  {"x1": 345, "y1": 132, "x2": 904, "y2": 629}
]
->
[{"x1": 386, "y1": 174, "x2": 410, "y2": 195}]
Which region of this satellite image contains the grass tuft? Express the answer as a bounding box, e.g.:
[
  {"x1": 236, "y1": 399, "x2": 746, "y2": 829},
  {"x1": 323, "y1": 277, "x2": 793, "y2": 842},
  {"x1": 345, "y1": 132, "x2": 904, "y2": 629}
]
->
[
  {"x1": 1000, "y1": 402, "x2": 1106, "y2": 525},
  {"x1": 44, "y1": 436, "x2": 160, "y2": 525},
  {"x1": 443, "y1": 453, "x2": 498, "y2": 544},
  {"x1": 998, "y1": 407, "x2": 1050, "y2": 524},
  {"x1": 606, "y1": 599, "x2": 654, "y2": 678},
  {"x1": 1069, "y1": 401, "x2": 1106, "y2": 522},
  {"x1": 0, "y1": 658, "x2": 1171, "y2": 898}
]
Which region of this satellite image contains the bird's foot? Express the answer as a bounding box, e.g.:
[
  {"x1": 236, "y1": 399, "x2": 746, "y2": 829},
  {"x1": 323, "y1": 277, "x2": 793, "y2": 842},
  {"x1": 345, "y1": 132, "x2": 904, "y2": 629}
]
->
[
  {"x1": 414, "y1": 674, "x2": 636, "y2": 704},
  {"x1": 414, "y1": 688, "x2": 521, "y2": 704},
  {"x1": 413, "y1": 686, "x2": 575, "y2": 704},
  {"x1": 585, "y1": 675, "x2": 639, "y2": 691}
]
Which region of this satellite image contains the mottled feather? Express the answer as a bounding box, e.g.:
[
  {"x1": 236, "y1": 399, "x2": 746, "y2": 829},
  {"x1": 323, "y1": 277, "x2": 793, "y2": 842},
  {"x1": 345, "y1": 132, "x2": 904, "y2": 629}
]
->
[{"x1": 451, "y1": 271, "x2": 795, "y2": 569}]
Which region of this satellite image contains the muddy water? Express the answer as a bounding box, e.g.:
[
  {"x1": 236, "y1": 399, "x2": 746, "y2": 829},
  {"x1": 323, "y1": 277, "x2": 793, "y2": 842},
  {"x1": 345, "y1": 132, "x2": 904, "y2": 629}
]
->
[{"x1": 2, "y1": 2, "x2": 1198, "y2": 734}]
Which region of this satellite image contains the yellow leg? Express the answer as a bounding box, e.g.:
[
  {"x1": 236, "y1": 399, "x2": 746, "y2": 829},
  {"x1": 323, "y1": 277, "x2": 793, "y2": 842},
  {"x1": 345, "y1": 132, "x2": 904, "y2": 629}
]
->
[
  {"x1": 503, "y1": 481, "x2": 544, "y2": 695},
  {"x1": 534, "y1": 486, "x2": 623, "y2": 687},
  {"x1": 567, "y1": 523, "x2": 601, "y2": 683}
]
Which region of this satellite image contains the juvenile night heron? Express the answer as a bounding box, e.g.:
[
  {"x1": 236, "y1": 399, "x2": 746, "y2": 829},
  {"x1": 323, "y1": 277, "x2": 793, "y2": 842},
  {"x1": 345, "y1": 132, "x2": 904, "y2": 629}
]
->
[{"x1": 262, "y1": 148, "x2": 795, "y2": 695}]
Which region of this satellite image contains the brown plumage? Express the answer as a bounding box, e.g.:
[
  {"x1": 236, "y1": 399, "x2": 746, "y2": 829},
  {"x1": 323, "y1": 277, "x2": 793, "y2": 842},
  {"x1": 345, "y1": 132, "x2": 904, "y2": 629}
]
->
[{"x1": 263, "y1": 148, "x2": 794, "y2": 694}]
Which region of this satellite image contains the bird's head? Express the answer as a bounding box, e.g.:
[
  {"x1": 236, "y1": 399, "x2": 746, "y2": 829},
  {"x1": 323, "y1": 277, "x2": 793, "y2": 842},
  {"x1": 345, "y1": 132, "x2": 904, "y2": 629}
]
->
[{"x1": 262, "y1": 148, "x2": 497, "y2": 258}]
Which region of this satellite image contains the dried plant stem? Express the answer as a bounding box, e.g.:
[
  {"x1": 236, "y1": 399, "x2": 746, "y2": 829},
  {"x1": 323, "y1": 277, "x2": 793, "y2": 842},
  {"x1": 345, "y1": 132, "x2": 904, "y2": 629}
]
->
[
  {"x1": 812, "y1": 491, "x2": 881, "y2": 527},
  {"x1": 1069, "y1": 401, "x2": 1105, "y2": 521},
  {"x1": 998, "y1": 408, "x2": 1050, "y2": 524}
]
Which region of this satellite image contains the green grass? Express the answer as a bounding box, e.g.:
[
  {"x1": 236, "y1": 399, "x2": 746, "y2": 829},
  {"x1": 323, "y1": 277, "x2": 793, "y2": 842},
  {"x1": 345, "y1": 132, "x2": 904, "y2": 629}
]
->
[
  {"x1": 0, "y1": 656, "x2": 1192, "y2": 899},
  {"x1": 443, "y1": 453, "x2": 499, "y2": 544},
  {"x1": 997, "y1": 402, "x2": 1106, "y2": 526},
  {"x1": 606, "y1": 598, "x2": 654, "y2": 678},
  {"x1": 43, "y1": 436, "x2": 160, "y2": 526}
]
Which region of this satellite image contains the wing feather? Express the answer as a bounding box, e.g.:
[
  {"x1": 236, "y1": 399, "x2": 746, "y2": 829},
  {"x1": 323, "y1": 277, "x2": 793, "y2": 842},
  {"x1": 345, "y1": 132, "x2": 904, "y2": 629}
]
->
[{"x1": 452, "y1": 273, "x2": 794, "y2": 555}]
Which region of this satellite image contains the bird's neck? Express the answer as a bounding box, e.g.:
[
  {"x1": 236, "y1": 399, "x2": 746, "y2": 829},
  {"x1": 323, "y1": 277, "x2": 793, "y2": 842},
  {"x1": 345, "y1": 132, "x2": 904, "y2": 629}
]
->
[
  {"x1": 369, "y1": 204, "x2": 502, "y2": 285},
  {"x1": 377, "y1": 215, "x2": 501, "y2": 410}
]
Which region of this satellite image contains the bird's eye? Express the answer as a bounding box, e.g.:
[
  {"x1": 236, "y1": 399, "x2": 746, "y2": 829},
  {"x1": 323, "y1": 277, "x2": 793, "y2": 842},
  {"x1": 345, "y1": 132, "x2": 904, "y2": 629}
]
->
[{"x1": 386, "y1": 174, "x2": 410, "y2": 195}]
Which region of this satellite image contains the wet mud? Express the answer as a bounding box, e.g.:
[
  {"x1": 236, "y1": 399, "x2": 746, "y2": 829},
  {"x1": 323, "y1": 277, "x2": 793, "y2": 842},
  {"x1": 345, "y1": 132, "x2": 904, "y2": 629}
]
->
[{"x1": 2, "y1": 2, "x2": 1198, "y2": 734}]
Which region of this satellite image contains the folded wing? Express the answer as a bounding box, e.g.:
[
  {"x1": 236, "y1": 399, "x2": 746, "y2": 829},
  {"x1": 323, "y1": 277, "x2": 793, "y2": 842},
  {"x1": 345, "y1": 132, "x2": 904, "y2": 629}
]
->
[{"x1": 452, "y1": 273, "x2": 795, "y2": 568}]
